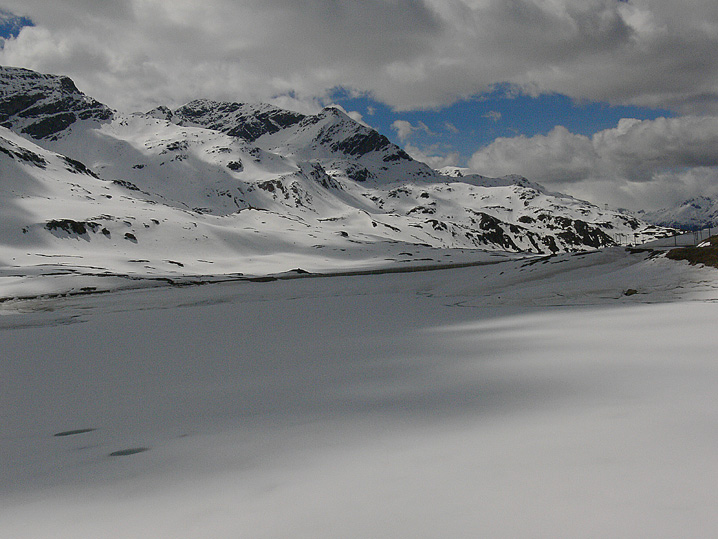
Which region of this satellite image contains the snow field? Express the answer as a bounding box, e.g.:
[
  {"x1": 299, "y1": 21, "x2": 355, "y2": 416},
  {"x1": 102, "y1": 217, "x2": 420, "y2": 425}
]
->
[{"x1": 1, "y1": 252, "x2": 718, "y2": 538}]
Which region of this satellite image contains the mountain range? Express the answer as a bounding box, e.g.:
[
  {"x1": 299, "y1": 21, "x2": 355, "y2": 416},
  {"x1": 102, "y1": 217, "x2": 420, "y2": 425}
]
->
[
  {"x1": 0, "y1": 65, "x2": 674, "y2": 292},
  {"x1": 635, "y1": 196, "x2": 718, "y2": 231}
]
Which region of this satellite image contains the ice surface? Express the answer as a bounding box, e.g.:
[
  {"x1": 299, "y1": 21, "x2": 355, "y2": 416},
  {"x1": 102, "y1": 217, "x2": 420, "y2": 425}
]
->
[{"x1": 1, "y1": 249, "x2": 717, "y2": 538}]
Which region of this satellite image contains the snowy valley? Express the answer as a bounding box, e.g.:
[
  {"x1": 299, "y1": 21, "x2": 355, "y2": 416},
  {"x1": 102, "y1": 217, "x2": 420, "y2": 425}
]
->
[
  {"x1": 2, "y1": 245, "x2": 718, "y2": 538},
  {"x1": 2, "y1": 66, "x2": 718, "y2": 539},
  {"x1": 0, "y1": 65, "x2": 673, "y2": 298}
]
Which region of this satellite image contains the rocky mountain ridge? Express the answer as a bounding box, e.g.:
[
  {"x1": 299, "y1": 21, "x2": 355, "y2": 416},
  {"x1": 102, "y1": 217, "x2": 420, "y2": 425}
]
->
[
  {"x1": 0, "y1": 66, "x2": 675, "y2": 292},
  {"x1": 635, "y1": 196, "x2": 718, "y2": 230},
  {"x1": 0, "y1": 66, "x2": 112, "y2": 140}
]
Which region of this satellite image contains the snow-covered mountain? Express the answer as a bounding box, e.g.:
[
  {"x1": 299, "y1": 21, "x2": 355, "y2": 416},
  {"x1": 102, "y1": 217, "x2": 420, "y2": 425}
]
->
[
  {"x1": 636, "y1": 196, "x2": 718, "y2": 230},
  {"x1": 0, "y1": 66, "x2": 112, "y2": 139},
  {"x1": 0, "y1": 66, "x2": 674, "y2": 291}
]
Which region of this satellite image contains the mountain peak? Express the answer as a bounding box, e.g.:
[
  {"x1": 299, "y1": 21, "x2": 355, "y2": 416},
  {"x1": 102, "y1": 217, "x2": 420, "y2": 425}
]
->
[
  {"x1": 321, "y1": 106, "x2": 349, "y2": 118},
  {"x1": 0, "y1": 65, "x2": 112, "y2": 140},
  {"x1": 272, "y1": 104, "x2": 419, "y2": 166},
  {"x1": 145, "y1": 105, "x2": 173, "y2": 121},
  {"x1": 173, "y1": 99, "x2": 305, "y2": 142},
  {"x1": 638, "y1": 195, "x2": 718, "y2": 229},
  {"x1": 437, "y1": 166, "x2": 466, "y2": 178},
  {"x1": 0, "y1": 65, "x2": 675, "y2": 276}
]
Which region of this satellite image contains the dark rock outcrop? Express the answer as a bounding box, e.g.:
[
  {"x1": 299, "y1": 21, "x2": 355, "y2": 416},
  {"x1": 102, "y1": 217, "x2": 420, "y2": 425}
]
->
[
  {"x1": 174, "y1": 100, "x2": 305, "y2": 142},
  {"x1": 0, "y1": 66, "x2": 112, "y2": 140}
]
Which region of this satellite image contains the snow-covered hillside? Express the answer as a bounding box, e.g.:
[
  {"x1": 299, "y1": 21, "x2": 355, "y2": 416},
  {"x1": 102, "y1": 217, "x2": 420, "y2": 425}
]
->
[
  {"x1": 2, "y1": 65, "x2": 717, "y2": 539},
  {"x1": 0, "y1": 66, "x2": 111, "y2": 139},
  {"x1": 2, "y1": 247, "x2": 718, "y2": 538},
  {"x1": 637, "y1": 195, "x2": 718, "y2": 230},
  {"x1": 0, "y1": 66, "x2": 674, "y2": 297}
]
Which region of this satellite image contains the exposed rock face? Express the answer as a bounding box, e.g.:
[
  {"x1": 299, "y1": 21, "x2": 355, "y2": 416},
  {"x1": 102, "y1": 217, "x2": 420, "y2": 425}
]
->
[
  {"x1": 0, "y1": 133, "x2": 48, "y2": 167},
  {"x1": 174, "y1": 100, "x2": 305, "y2": 142},
  {"x1": 342, "y1": 130, "x2": 406, "y2": 161},
  {"x1": 174, "y1": 102, "x2": 418, "y2": 167},
  {"x1": 0, "y1": 66, "x2": 113, "y2": 139},
  {"x1": 304, "y1": 107, "x2": 416, "y2": 164},
  {"x1": 146, "y1": 105, "x2": 173, "y2": 121}
]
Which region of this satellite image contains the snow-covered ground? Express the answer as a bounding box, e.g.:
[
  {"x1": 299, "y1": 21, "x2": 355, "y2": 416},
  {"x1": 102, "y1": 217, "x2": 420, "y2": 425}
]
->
[
  {"x1": 1, "y1": 65, "x2": 676, "y2": 304},
  {"x1": 2, "y1": 247, "x2": 718, "y2": 538}
]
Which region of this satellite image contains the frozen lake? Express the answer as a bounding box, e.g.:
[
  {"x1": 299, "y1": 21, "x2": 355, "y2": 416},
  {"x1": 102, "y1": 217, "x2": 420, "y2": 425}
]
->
[{"x1": 2, "y1": 248, "x2": 718, "y2": 538}]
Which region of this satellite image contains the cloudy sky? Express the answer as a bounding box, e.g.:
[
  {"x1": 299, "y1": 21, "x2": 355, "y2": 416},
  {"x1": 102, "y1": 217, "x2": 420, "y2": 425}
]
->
[{"x1": 1, "y1": 0, "x2": 718, "y2": 210}]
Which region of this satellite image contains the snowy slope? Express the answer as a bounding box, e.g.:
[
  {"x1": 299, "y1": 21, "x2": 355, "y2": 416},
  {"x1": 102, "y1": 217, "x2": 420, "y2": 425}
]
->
[
  {"x1": 1, "y1": 248, "x2": 718, "y2": 538},
  {"x1": 637, "y1": 195, "x2": 718, "y2": 230},
  {"x1": 2, "y1": 66, "x2": 717, "y2": 539},
  {"x1": 170, "y1": 99, "x2": 305, "y2": 142},
  {"x1": 173, "y1": 100, "x2": 433, "y2": 184},
  {"x1": 0, "y1": 66, "x2": 675, "y2": 296},
  {"x1": 0, "y1": 66, "x2": 112, "y2": 139}
]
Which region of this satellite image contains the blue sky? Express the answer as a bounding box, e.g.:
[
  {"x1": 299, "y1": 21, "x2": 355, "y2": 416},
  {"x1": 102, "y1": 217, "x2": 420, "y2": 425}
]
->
[
  {"x1": 1, "y1": 1, "x2": 717, "y2": 210},
  {"x1": 0, "y1": 8, "x2": 31, "y2": 40},
  {"x1": 0, "y1": 7, "x2": 674, "y2": 169},
  {"x1": 331, "y1": 87, "x2": 674, "y2": 167}
]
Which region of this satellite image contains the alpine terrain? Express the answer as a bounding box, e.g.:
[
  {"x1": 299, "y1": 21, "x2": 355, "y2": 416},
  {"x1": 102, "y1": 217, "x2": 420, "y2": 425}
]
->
[
  {"x1": 636, "y1": 196, "x2": 718, "y2": 230},
  {"x1": 2, "y1": 65, "x2": 718, "y2": 539},
  {"x1": 0, "y1": 65, "x2": 673, "y2": 297}
]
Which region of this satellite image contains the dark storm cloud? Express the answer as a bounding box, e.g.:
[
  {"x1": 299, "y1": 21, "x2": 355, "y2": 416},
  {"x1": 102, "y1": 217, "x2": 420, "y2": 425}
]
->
[{"x1": 0, "y1": 0, "x2": 716, "y2": 114}]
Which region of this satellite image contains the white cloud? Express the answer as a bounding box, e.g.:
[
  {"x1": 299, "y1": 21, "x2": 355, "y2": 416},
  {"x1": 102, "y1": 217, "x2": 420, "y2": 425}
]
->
[
  {"x1": 404, "y1": 142, "x2": 460, "y2": 169},
  {"x1": 0, "y1": 1, "x2": 716, "y2": 114},
  {"x1": 0, "y1": 0, "x2": 442, "y2": 111},
  {"x1": 326, "y1": 104, "x2": 369, "y2": 126},
  {"x1": 391, "y1": 119, "x2": 434, "y2": 142},
  {"x1": 483, "y1": 111, "x2": 501, "y2": 122},
  {"x1": 444, "y1": 122, "x2": 459, "y2": 134},
  {"x1": 468, "y1": 116, "x2": 718, "y2": 209},
  {"x1": 2, "y1": 1, "x2": 717, "y2": 210},
  {"x1": 468, "y1": 126, "x2": 597, "y2": 183},
  {"x1": 268, "y1": 95, "x2": 324, "y2": 116},
  {"x1": 391, "y1": 120, "x2": 416, "y2": 142},
  {"x1": 391, "y1": 119, "x2": 455, "y2": 168}
]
